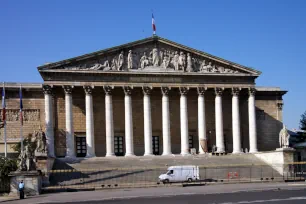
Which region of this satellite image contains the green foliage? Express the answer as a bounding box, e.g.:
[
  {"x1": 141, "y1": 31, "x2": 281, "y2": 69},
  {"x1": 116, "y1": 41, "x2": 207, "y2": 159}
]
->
[
  {"x1": 300, "y1": 111, "x2": 306, "y2": 131},
  {"x1": 0, "y1": 156, "x2": 17, "y2": 179}
]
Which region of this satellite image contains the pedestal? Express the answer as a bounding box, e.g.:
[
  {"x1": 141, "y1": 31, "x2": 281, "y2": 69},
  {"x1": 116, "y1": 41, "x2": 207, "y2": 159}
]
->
[
  {"x1": 35, "y1": 152, "x2": 55, "y2": 186},
  {"x1": 9, "y1": 171, "x2": 42, "y2": 196}
]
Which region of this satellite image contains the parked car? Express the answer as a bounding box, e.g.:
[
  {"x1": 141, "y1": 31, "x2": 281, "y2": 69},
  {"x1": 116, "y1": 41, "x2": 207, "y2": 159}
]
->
[{"x1": 159, "y1": 165, "x2": 200, "y2": 183}]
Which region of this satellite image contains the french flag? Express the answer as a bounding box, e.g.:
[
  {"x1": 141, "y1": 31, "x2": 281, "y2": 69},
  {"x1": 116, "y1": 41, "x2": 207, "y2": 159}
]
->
[
  {"x1": 19, "y1": 85, "x2": 23, "y2": 126},
  {"x1": 152, "y1": 14, "x2": 156, "y2": 35},
  {"x1": 2, "y1": 84, "x2": 6, "y2": 124}
]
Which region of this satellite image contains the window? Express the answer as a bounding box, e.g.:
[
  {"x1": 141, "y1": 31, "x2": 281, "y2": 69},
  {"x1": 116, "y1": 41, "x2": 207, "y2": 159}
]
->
[
  {"x1": 114, "y1": 136, "x2": 124, "y2": 156},
  {"x1": 76, "y1": 137, "x2": 86, "y2": 157},
  {"x1": 152, "y1": 136, "x2": 160, "y2": 155},
  {"x1": 189, "y1": 135, "x2": 194, "y2": 149}
]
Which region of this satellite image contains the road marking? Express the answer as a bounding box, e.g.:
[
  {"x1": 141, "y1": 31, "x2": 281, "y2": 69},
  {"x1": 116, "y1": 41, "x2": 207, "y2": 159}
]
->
[{"x1": 218, "y1": 196, "x2": 306, "y2": 203}]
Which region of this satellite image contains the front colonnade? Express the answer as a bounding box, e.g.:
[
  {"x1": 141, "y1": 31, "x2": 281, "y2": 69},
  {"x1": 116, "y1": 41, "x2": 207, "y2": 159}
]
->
[{"x1": 43, "y1": 85, "x2": 258, "y2": 158}]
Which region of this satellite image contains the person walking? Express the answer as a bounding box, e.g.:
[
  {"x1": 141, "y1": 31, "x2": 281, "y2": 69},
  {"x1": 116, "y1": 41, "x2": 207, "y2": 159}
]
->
[{"x1": 18, "y1": 180, "x2": 25, "y2": 199}]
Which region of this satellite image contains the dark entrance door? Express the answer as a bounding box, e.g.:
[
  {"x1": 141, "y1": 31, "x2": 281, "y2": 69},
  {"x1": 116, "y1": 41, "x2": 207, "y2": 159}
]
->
[
  {"x1": 76, "y1": 137, "x2": 86, "y2": 157},
  {"x1": 114, "y1": 136, "x2": 124, "y2": 156},
  {"x1": 152, "y1": 136, "x2": 160, "y2": 155}
]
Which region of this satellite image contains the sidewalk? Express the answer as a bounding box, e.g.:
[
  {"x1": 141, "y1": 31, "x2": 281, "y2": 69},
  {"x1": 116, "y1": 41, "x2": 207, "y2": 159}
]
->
[{"x1": 2, "y1": 182, "x2": 306, "y2": 204}]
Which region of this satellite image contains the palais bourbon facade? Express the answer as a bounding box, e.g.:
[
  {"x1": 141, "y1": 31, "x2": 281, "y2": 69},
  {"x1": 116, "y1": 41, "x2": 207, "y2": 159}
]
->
[{"x1": 0, "y1": 36, "x2": 286, "y2": 157}]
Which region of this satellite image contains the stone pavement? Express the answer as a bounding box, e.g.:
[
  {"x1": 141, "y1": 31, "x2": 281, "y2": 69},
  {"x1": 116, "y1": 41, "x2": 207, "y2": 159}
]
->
[{"x1": 3, "y1": 182, "x2": 306, "y2": 204}]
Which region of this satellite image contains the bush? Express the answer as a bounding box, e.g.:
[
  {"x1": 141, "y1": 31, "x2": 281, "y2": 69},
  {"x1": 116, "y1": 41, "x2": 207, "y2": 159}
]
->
[{"x1": 0, "y1": 156, "x2": 17, "y2": 179}]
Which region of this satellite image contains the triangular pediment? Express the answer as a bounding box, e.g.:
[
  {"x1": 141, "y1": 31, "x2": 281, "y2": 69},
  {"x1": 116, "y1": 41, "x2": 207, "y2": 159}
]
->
[{"x1": 38, "y1": 36, "x2": 261, "y2": 76}]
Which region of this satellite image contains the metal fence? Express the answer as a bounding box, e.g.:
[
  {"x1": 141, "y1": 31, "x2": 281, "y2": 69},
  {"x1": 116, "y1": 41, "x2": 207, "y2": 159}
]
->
[{"x1": 43, "y1": 163, "x2": 306, "y2": 190}]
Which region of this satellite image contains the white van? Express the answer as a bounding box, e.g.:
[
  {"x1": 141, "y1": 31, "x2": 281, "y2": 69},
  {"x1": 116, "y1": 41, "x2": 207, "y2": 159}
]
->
[{"x1": 159, "y1": 165, "x2": 200, "y2": 183}]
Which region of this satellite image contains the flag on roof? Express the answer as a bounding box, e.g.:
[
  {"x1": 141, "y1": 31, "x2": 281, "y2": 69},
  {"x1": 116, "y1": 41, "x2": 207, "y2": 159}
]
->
[{"x1": 152, "y1": 13, "x2": 156, "y2": 35}]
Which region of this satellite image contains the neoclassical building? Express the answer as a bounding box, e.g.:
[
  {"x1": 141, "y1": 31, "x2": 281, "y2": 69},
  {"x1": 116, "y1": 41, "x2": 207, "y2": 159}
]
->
[{"x1": 0, "y1": 36, "x2": 286, "y2": 157}]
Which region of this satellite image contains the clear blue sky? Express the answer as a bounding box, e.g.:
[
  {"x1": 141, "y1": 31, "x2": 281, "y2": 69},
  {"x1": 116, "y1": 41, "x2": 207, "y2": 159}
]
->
[{"x1": 1, "y1": 0, "x2": 305, "y2": 129}]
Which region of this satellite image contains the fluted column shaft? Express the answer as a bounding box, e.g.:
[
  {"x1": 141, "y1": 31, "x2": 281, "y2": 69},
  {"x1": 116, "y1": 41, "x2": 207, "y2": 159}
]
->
[
  {"x1": 180, "y1": 87, "x2": 189, "y2": 155},
  {"x1": 124, "y1": 87, "x2": 135, "y2": 156},
  {"x1": 43, "y1": 85, "x2": 55, "y2": 158},
  {"x1": 215, "y1": 88, "x2": 225, "y2": 153},
  {"x1": 84, "y1": 86, "x2": 95, "y2": 157},
  {"x1": 64, "y1": 86, "x2": 75, "y2": 157},
  {"x1": 197, "y1": 87, "x2": 207, "y2": 154},
  {"x1": 143, "y1": 87, "x2": 153, "y2": 156},
  {"x1": 104, "y1": 86, "x2": 115, "y2": 157},
  {"x1": 232, "y1": 88, "x2": 242, "y2": 154},
  {"x1": 248, "y1": 88, "x2": 258, "y2": 153},
  {"x1": 162, "y1": 87, "x2": 171, "y2": 155}
]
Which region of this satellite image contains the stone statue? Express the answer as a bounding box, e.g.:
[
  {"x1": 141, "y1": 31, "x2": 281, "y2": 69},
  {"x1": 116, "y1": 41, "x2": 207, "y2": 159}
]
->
[
  {"x1": 186, "y1": 53, "x2": 193, "y2": 72},
  {"x1": 178, "y1": 52, "x2": 186, "y2": 71},
  {"x1": 279, "y1": 125, "x2": 290, "y2": 148},
  {"x1": 140, "y1": 52, "x2": 149, "y2": 69},
  {"x1": 111, "y1": 58, "x2": 117, "y2": 70},
  {"x1": 172, "y1": 51, "x2": 179, "y2": 70},
  {"x1": 162, "y1": 55, "x2": 170, "y2": 69},
  {"x1": 127, "y1": 50, "x2": 133, "y2": 69},
  {"x1": 35, "y1": 128, "x2": 47, "y2": 154},
  {"x1": 25, "y1": 145, "x2": 36, "y2": 171},
  {"x1": 152, "y1": 48, "x2": 160, "y2": 66},
  {"x1": 117, "y1": 51, "x2": 124, "y2": 71},
  {"x1": 211, "y1": 65, "x2": 219, "y2": 73},
  {"x1": 18, "y1": 149, "x2": 27, "y2": 171}
]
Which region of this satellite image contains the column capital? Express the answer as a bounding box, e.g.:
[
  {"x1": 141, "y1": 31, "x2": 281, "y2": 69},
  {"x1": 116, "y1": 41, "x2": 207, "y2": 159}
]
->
[
  {"x1": 142, "y1": 86, "x2": 153, "y2": 95},
  {"x1": 277, "y1": 102, "x2": 284, "y2": 110},
  {"x1": 232, "y1": 87, "x2": 241, "y2": 96},
  {"x1": 83, "y1": 86, "x2": 93, "y2": 95},
  {"x1": 161, "y1": 87, "x2": 170, "y2": 95},
  {"x1": 63, "y1": 85, "x2": 73, "y2": 95},
  {"x1": 42, "y1": 85, "x2": 53, "y2": 95},
  {"x1": 179, "y1": 87, "x2": 189, "y2": 95},
  {"x1": 215, "y1": 87, "x2": 224, "y2": 96},
  {"x1": 103, "y1": 86, "x2": 114, "y2": 95},
  {"x1": 123, "y1": 86, "x2": 133, "y2": 95},
  {"x1": 248, "y1": 88, "x2": 256, "y2": 96},
  {"x1": 197, "y1": 87, "x2": 207, "y2": 95}
]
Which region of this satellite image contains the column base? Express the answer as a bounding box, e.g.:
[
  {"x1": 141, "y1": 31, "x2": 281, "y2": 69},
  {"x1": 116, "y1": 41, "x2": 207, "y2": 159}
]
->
[
  {"x1": 85, "y1": 153, "x2": 96, "y2": 158},
  {"x1": 249, "y1": 149, "x2": 258, "y2": 153},
  {"x1": 162, "y1": 152, "x2": 173, "y2": 156},
  {"x1": 232, "y1": 151, "x2": 243, "y2": 154},
  {"x1": 144, "y1": 153, "x2": 154, "y2": 156},
  {"x1": 106, "y1": 153, "x2": 116, "y2": 157},
  {"x1": 125, "y1": 153, "x2": 136, "y2": 157},
  {"x1": 180, "y1": 152, "x2": 191, "y2": 156}
]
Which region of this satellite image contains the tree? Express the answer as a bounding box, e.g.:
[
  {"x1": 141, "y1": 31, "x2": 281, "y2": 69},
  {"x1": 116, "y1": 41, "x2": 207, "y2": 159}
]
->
[
  {"x1": 300, "y1": 111, "x2": 306, "y2": 131},
  {"x1": 0, "y1": 156, "x2": 17, "y2": 180}
]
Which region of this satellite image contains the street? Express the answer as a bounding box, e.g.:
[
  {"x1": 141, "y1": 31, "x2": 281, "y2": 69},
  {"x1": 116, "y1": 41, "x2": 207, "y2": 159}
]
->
[{"x1": 3, "y1": 182, "x2": 306, "y2": 204}]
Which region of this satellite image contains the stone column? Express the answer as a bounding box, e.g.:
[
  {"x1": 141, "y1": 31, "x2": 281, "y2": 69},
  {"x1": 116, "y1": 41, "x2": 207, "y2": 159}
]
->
[
  {"x1": 123, "y1": 86, "x2": 135, "y2": 156},
  {"x1": 104, "y1": 86, "x2": 115, "y2": 157},
  {"x1": 179, "y1": 87, "x2": 190, "y2": 155},
  {"x1": 248, "y1": 88, "x2": 258, "y2": 153},
  {"x1": 232, "y1": 88, "x2": 242, "y2": 154},
  {"x1": 43, "y1": 85, "x2": 55, "y2": 158},
  {"x1": 143, "y1": 86, "x2": 153, "y2": 156},
  {"x1": 197, "y1": 87, "x2": 207, "y2": 154},
  {"x1": 215, "y1": 88, "x2": 225, "y2": 153},
  {"x1": 64, "y1": 85, "x2": 75, "y2": 158},
  {"x1": 84, "y1": 86, "x2": 95, "y2": 157},
  {"x1": 161, "y1": 87, "x2": 172, "y2": 156}
]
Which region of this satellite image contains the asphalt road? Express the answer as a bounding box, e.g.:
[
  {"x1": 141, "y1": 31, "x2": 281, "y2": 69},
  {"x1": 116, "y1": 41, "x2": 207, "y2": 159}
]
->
[{"x1": 50, "y1": 189, "x2": 306, "y2": 204}]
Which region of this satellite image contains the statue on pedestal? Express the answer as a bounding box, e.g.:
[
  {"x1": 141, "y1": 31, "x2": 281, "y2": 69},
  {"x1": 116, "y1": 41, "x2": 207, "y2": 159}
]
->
[
  {"x1": 279, "y1": 125, "x2": 290, "y2": 148},
  {"x1": 34, "y1": 128, "x2": 47, "y2": 155}
]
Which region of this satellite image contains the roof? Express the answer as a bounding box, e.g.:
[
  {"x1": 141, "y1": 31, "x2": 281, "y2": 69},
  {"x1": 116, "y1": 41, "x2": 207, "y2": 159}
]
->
[{"x1": 37, "y1": 35, "x2": 261, "y2": 76}]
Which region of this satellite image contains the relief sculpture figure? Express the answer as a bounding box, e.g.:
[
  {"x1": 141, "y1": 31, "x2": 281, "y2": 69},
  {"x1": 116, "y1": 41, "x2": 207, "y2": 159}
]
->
[
  {"x1": 117, "y1": 51, "x2": 124, "y2": 71},
  {"x1": 172, "y1": 51, "x2": 179, "y2": 70},
  {"x1": 127, "y1": 50, "x2": 133, "y2": 69},
  {"x1": 186, "y1": 53, "x2": 193, "y2": 72},
  {"x1": 178, "y1": 51, "x2": 186, "y2": 71},
  {"x1": 140, "y1": 52, "x2": 149, "y2": 69},
  {"x1": 151, "y1": 48, "x2": 160, "y2": 66}
]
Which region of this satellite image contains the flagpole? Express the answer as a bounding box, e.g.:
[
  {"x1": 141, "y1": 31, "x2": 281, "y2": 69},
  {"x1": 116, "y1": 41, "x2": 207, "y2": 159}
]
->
[
  {"x1": 3, "y1": 82, "x2": 7, "y2": 158},
  {"x1": 20, "y1": 84, "x2": 23, "y2": 154}
]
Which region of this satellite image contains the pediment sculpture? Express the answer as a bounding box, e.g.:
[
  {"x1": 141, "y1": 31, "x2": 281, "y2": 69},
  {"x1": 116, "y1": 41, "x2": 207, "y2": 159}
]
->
[{"x1": 61, "y1": 45, "x2": 242, "y2": 74}]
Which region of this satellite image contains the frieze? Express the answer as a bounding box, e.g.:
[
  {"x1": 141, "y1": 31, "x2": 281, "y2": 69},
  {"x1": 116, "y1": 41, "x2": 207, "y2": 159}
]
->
[
  {"x1": 0, "y1": 109, "x2": 40, "y2": 122},
  {"x1": 60, "y1": 43, "x2": 242, "y2": 74}
]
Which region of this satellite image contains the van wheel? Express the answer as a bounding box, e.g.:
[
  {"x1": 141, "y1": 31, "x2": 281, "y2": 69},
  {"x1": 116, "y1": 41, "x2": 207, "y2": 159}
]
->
[
  {"x1": 187, "y1": 178, "x2": 192, "y2": 183},
  {"x1": 163, "y1": 179, "x2": 169, "y2": 184}
]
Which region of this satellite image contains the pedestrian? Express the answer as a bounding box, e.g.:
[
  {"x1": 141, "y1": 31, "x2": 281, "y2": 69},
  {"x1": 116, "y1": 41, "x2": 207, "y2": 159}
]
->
[{"x1": 18, "y1": 180, "x2": 25, "y2": 199}]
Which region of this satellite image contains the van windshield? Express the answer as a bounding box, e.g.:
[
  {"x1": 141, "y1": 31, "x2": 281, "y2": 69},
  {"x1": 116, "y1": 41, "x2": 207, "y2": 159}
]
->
[{"x1": 166, "y1": 170, "x2": 173, "y2": 175}]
